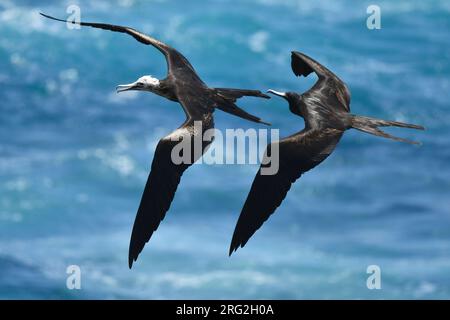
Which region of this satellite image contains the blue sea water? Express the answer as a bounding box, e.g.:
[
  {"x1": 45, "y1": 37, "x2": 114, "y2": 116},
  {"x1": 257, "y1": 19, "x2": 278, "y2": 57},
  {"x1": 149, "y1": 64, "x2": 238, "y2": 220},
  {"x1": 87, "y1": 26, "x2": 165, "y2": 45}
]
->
[{"x1": 0, "y1": 0, "x2": 449, "y2": 299}]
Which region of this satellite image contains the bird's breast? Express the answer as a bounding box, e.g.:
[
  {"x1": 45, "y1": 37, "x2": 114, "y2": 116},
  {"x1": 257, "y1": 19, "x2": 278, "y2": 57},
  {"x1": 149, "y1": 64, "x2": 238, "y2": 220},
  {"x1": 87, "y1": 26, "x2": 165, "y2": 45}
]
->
[{"x1": 301, "y1": 97, "x2": 349, "y2": 130}]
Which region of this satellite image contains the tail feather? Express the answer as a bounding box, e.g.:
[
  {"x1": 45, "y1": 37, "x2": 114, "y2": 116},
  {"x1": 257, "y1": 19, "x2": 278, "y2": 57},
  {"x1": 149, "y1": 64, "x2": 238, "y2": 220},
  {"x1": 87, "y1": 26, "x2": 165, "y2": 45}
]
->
[
  {"x1": 216, "y1": 101, "x2": 271, "y2": 126},
  {"x1": 215, "y1": 88, "x2": 271, "y2": 101},
  {"x1": 214, "y1": 88, "x2": 271, "y2": 126},
  {"x1": 351, "y1": 114, "x2": 424, "y2": 145}
]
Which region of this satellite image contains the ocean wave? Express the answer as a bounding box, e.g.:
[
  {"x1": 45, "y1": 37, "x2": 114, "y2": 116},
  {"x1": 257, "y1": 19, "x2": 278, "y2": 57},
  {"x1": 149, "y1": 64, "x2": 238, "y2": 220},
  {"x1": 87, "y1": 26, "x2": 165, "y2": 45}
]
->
[{"x1": 0, "y1": 0, "x2": 449, "y2": 299}]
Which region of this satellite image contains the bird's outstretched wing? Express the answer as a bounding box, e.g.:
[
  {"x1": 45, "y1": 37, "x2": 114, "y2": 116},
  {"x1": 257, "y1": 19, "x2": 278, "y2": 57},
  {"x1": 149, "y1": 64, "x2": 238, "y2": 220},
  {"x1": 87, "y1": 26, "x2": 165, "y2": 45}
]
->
[
  {"x1": 291, "y1": 51, "x2": 351, "y2": 112},
  {"x1": 229, "y1": 127, "x2": 344, "y2": 255},
  {"x1": 128, "y1": 136, "x2": 190, "y2": 268},
  {"x1": 40, "y1": 13, "x2": 198, "y2": 78},
  {"x1": 291, "y1": 51, "x2": 336, "y2": 79},
  {"x1": 128, "y1": 93, "x2": 214, "y2": 268}
]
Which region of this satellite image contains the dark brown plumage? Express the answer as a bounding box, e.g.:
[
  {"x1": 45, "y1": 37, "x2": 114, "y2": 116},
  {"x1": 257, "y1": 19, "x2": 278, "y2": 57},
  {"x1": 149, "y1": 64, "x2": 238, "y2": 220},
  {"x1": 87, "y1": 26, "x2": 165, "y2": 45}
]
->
[
  {"x1": 229, "y1": 51, "x2": 425, "y2": 255},
  {"x1": 40, "y1": 13, "x2": 270, "y2": 268}
]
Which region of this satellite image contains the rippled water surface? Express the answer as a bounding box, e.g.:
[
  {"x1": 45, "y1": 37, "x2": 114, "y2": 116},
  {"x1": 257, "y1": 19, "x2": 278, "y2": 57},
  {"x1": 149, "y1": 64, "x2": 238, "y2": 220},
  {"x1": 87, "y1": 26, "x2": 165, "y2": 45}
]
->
[{"x1": 0, "y1": 0, "x2": 448, "y2": 299}]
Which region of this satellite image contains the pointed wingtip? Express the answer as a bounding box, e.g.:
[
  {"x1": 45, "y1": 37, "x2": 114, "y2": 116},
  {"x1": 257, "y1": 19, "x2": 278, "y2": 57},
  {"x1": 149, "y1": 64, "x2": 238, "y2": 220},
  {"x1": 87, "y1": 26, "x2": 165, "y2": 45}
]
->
[
  {"x1": 260, "y1": 120, "x2": 272, "y2": 126},
  {"x1": 128, "y1": 246, "x2": 136, "y2": 269},
  {"x1": 229, "y1": 239, "x2": 243, "y2": 256},
  {"x1": 39, "y1": 12, "x2": 67, "y2": 23},
  {"x1": 39, "y1": 12, "x2": 54, "y2": 20},
  {"x1": 128, "y1": 256, "x2": 134, "y2": 269}
]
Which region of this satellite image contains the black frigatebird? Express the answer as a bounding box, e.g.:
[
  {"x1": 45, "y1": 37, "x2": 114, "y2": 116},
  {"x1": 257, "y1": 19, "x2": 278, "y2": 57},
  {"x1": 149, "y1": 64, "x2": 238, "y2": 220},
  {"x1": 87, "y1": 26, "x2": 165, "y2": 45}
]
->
[
  {"x1": 229, "y1": 51, "x2": 425, "y2": 255},
  {"x1": 40, "y1": 13, "x2": 270, "y2": 268}
]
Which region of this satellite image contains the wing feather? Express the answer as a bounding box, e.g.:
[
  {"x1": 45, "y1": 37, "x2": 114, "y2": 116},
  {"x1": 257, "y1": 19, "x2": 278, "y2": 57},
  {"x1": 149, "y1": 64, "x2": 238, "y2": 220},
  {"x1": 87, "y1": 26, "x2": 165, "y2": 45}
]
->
[
  {"x1": 40, "y1": 13, "x2": 197, "y2": 77},
  {"x1": 128, "y1": 137, "x2": 190, "y2": 268},
  {"x1": 128, "y1": 96, "x2": 214, "y2": 268},
  {"x1": 291, "y1": 51, "x2": 351, "y2": 112},
  {"x1": 229, "y1": 128, "x2": 343, "y2": 254}
]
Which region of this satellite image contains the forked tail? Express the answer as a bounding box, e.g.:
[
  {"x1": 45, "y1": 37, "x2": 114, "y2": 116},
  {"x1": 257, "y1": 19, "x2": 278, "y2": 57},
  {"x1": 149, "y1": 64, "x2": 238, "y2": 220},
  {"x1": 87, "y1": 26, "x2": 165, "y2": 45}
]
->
[
  {"x1": 214, "y1": 88, "x2": 271, "y2": 126},
  {"x1": 350, "y1": 114, "x2": 425, "y2": 145}
]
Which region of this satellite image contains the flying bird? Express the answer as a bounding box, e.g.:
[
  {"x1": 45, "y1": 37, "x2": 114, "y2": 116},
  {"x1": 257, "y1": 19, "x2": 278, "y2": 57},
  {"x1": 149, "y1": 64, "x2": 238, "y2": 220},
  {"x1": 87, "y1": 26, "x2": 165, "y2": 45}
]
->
[
  {"x1": 229, "y1": 51, "x2": 425, "y2": 255},
  {"x1": 40, "y1": 13, "x2": 270, "y2": 268}
]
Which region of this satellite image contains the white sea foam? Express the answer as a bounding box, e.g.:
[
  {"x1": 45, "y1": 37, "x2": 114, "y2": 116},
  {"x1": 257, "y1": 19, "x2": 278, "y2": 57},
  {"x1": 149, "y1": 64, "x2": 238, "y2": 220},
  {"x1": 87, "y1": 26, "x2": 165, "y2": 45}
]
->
[
  {"x1": 5, "y1": 177, "x2": 28, "y2": 192},
  {"x1": 156, "y1": 270, "x2": 276, "y2": 289},
  {"x1": 342, "y1": 58, "x2": 410, "y2": 77},
  {"x1": 59, "y1": 68, "x2": 79, "y2": 82},
  {"x1": 0, "y1": 211, "x2": 23, "y2": 222},
  {"x1": 248, "y1": 31, "x2": 269, "y2": 53}
]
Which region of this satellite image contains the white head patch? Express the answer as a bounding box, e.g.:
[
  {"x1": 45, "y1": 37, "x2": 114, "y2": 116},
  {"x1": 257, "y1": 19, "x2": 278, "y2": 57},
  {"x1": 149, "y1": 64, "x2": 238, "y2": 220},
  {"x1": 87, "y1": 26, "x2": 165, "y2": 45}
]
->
[{"x1": 138, "y1": 75, "x2": 160, "y2": 87}]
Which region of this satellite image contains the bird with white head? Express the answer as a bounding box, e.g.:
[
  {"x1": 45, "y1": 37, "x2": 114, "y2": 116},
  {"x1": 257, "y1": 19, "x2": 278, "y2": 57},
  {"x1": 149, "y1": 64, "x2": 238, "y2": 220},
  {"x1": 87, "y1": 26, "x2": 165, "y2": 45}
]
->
[{"x1": 116, "y1": 75, "x2": 160, "y2": 93}]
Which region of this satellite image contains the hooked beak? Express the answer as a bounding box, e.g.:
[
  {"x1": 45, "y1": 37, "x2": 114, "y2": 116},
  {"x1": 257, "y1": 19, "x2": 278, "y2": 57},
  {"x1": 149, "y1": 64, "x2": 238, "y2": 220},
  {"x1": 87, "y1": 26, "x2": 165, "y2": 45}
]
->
[
  {"x1": 267, "y1": 89, "x2": 287, "y2": 99},
  {"x1": 116, "y1": 81, "x2": 139, "y2": 93}
]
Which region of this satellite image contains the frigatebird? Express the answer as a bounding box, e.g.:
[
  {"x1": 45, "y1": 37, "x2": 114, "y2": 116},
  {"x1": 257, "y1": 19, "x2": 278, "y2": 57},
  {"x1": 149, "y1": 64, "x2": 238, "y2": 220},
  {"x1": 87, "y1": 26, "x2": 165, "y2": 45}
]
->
[
  {"x1": 40, "y1": 13, "x2": 270, "y2": 268},
  {"x1": 229, "y1": 51, "x2": 424, "y2": 255}
]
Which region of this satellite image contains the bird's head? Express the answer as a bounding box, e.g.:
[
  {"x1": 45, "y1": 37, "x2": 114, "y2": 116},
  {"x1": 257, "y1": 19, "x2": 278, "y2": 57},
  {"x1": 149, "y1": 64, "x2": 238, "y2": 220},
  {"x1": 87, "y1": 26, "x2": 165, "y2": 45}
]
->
[
  {"x1": 267, "y1": 90, "x2": 300, "y2": 103},
  {"x1": 267, "y1": 89, "x2": 302, "y2": 114},
  {"x1": 116, "y1": 75, "x2": 160, "y2": 93}
]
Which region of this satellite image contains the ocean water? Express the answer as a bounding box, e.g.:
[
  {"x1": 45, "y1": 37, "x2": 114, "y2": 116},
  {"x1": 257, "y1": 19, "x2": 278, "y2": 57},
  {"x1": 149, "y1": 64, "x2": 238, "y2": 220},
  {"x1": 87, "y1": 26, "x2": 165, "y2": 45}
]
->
[{"x1": 0, "y1": 0, "x2": 448, "y2": 299}]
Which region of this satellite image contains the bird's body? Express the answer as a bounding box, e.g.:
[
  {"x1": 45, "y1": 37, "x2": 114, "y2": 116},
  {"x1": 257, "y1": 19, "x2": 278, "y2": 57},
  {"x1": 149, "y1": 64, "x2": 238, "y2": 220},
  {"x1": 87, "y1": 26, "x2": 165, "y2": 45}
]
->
[
  {"x1": 41, "y1": 13, "x2": 270, "y2": 267},
  {"x1": 229, "y1": 51, "x2": 424, "y2": 255}
]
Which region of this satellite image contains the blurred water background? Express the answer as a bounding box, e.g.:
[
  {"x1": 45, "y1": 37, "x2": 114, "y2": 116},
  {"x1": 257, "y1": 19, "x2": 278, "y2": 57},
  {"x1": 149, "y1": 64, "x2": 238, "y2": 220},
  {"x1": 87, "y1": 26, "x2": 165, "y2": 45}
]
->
[{"x1": 0, "y1": 0, "x2": 448, "y2": 299}]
